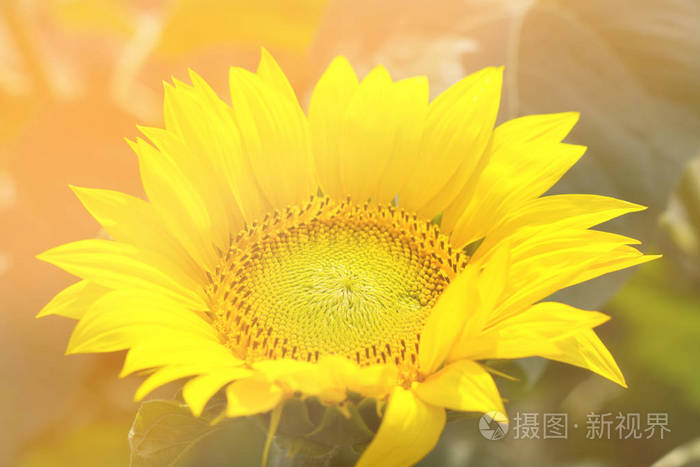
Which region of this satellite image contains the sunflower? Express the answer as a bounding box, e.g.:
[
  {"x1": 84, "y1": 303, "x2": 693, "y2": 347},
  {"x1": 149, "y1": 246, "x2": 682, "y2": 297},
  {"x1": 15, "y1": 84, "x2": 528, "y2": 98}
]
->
[{"x1": 38, "y1": 49, "x2": 656, "y2": 466}]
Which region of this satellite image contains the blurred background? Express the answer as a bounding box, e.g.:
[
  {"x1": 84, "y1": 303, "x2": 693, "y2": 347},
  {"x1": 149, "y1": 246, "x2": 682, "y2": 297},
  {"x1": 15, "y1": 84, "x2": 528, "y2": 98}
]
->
[{"x1": 1, "y1": 0, "x2": 699, "y2": 465}]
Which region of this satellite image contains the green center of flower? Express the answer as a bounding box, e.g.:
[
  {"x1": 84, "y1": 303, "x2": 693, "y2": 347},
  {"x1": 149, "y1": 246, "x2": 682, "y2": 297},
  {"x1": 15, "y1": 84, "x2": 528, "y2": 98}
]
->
[{"x1": 206, "y1": 196, "x2": 467, "y2": 370}]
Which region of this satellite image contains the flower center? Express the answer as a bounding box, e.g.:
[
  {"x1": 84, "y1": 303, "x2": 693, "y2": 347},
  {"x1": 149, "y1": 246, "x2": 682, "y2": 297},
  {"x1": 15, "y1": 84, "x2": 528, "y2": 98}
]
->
[{"x1": 206, "y1": 196, "x2": 467, "y2": 372}]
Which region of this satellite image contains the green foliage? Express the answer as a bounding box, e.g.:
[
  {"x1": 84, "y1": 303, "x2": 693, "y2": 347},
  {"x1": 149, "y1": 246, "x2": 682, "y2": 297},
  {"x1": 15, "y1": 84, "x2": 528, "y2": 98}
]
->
[
  {"x1": 608, "y1": 260, "x2": 700, "y2": 411},
  {"x1": 128, "y1": 398, "x2": 265, "y2": 467},
  {"x1": 130, "y1": 399, "x2": 224, "y2": 466},
  {"x1": 128, "y1": 395, "x2": 382, "y2": 466}
]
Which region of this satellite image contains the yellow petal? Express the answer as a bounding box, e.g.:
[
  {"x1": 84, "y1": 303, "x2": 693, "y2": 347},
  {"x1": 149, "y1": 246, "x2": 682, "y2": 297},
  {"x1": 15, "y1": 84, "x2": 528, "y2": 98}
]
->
[
  {"x1": 415, "y1": 360, "x2": 505, "y2": 415},
  {"x1": 336, "y1": 64, "x2": 400, "y2": 201},
  {"x1": 356, "y1": 386, "x2": 445, "y2": 467},
  {"x1": 419, "y1": 266, "x2": 479, "y2": 375},
  {"x1": 134, "y1": 365, "x2": 252, "y2": 403},
  {"x1": 67, "y1": 290, "x2": 217, "y2": 354},
  {"x1": 441, "y1": 111, "x2": 579, "y2": 236},
  {"x1": 252, "y1": 356, "x2": 398, "y2": 403},
  {"x1": 128, "y1": 136, "x2": 218, "y2": 270},
  {"x1": 336, "y1": 66, "x2": 428, "y2": 203},
  {"x1": 490, "y1": 112, "x2": 580, "y2": 152},
  {"x1": 183, "y1": 71, "x2": 271, "y2": 224},
  {"x1": 469, "y1": 241, "x2": 510, "y2": 336},
  {"x1": 256, "y1": 47, "x2": 298, "y2": 104},
  {"x1": 37, "y1": 239, "x2": 206, "y2": 310},
  {"x1": 134, "y1": 366, "x2": 208, "y2": 402},
  {"x1": 183, "y1": 368, "x2": 254, "y2": 417},
  {"x1": 540, "y1": 328, "x2": 627, "y2": 387},
  {"x1": 473, "y1": 194, "x2": 646, "y2": 262},
  {"x1": 447, "y1": 244, "x2": 511, "y2": 361},
  {"x1": 309, "y1": 56, "x2": 359, "y2": 200},
  {"x1": 317, "y1": 355, "x2": 399, "y2": 401},
  {"x1": 160, "y1": 76, "x2": 248, "y2": 238},
  {"x1": 225, "y1": 378, "x2": 284, "y2": 418},
  {"x1": 141, "y1": 104, "x2": 235, "y2": 252},
  {"x1": 253, "y1": 358, "x2": 332, "y2": 398},
  {"x1": 400, "y1": 67, "x2": 502, "y2": 218},
  {"x1": 228, "y1": 65, "x2": 314, "y2": 210},
  {"x1": 515, "y1": 194, "x2": 644, "y2": 230},
  {"x1": 310, "y1": 355, "x2": 357, "y2": 402},
  {"x1": 568, "y1": 251, "x2": 661, "y2": 291},
  {"x1": 468, "y1": 227, "x2": 656, "y2": 323},
  {"x1": 373, "y1": 77, "x2": 429, "y2": 204},
  {"x1": 447, "y1": 142, "x2": 586, "y2": 248},
  {"x1": 37, "y1": 280, "x2": 108, "y2": 319},
  {"x1": 121, "y1": 339, "x2": 242, "y2": 377},
  {"x1": 451, "y1": 301, "x2": 611, "y2": 362},
  {"x1": 345, "y1": 363, "x2": 399, "y2": 400},
  {"x1": 504, "y1": 229, "x2": 641, "y2": 262},
  {"x1": 70, "y1": 185, "x2": 204, "y2": 285},
  {"x1": 459, "y1": 313, "x2": 626, "y2": 387},
  {"x1": 490, "y1": 234, "x2": 658, "y2": 321}
]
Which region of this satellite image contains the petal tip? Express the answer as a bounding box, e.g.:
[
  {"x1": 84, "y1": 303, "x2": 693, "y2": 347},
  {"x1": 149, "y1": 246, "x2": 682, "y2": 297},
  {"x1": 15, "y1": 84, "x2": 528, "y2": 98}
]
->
[
  {"x1": 35, "y1": 249, "x2": 52, "y2": 263},
  {"x1": 258, "y1": 45, "x2": 273, "y2": 62},
  {"x1": 35, "y1": 306, "x2": 54, "y2": 319}
]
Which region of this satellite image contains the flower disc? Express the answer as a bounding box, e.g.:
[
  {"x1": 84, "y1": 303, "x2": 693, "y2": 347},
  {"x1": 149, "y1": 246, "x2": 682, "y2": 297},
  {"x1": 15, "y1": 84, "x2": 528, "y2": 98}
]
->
[{"x1": 208, "y1": 196, "x2": 468, "y2": 370}]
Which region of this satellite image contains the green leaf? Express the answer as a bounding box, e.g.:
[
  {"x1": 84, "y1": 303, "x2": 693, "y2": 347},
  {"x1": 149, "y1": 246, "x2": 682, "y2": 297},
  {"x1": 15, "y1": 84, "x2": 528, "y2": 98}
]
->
[
  {"x1": 305, "y1": 403, "x2": 375, "y2": 448},
  {"x1": 129, "y1": 397, "x2": 269, "y2": 467},
  {"x1": 355, "y1": 397, "x2": 382, "y2": 434},
  {"x1": 276, "y1": 398, "x2": 317, "y2": 437},
  {"x1": 128, "y1": 400, "x2": 225, "y2": 467},
  {"x1": 272, "y1": 436, "x2": 335, "y2": 461},
  {"x1": 175, "y1": 417, "x2": 267, "y2": 467}
]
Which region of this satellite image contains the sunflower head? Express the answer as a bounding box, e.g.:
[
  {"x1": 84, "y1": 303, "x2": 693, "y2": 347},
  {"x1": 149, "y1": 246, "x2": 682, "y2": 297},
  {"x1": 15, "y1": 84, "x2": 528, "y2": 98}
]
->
[{"x1": 38, "y1": 49, "x2": 656, "y2": 466}]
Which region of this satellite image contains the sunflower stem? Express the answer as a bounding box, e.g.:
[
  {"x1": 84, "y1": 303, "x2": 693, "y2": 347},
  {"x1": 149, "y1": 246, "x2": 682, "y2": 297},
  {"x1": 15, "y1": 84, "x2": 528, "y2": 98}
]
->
[{"x1": 262, "y1": 403, "x2": 283, "y2": 467}]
